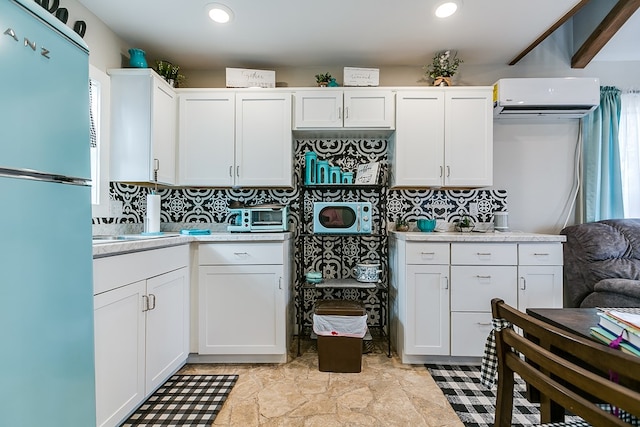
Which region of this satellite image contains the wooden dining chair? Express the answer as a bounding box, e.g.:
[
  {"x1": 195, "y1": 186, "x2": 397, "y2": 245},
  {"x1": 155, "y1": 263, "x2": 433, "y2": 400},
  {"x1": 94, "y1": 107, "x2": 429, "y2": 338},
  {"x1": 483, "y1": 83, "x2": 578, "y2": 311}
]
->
[{"x1": 491, "y1": 298, "x2": 640, "y2": 427}]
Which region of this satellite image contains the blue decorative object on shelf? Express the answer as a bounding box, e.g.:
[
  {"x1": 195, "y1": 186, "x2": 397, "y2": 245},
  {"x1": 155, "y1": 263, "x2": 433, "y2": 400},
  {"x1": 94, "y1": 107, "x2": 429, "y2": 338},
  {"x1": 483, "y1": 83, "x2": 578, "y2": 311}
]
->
[
  {"x1": 317, "y1": 160, "x2": 330, "y2": 184},
  {"x1": 342, "y1": 172, "x2": 354, "y2": 184},
  {"x1": 128, "y1": 48, "x2": 147, "y2": 68},
  {"x1": 304, "y1": 151, "x2": 318, "y2": 185},
  {"x1": 328, "y1": 77, "x2": 339, "y2": 87},
  {"x1": 329, "y1": 166, "x2": 341, "y2": 184}
]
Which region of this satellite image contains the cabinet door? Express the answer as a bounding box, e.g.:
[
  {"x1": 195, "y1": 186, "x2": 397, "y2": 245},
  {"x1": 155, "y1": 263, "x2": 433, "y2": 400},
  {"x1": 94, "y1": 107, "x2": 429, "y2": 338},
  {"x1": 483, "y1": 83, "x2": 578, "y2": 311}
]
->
[
  {"x1": 199, "y1": 265, "x2": 285, "y2": 355},
  {"x1": 94, "y1": 281, "x2": 146, "y2": 427},
  {"x1": 178, "y1": 91, "x2": 235, "y2": 186},
  {"x1": 145, "y1": 267, "x2": 189, "y2": 394},
  {"x1": 444, "y1": 89, "x2": 493, "y2": 187},
  {"x1": 343, "y1": 90, "x2": 395, "y2": 128},
  {"x1": 293, "y1": 90, "x2": 343, "y2": 128},
  {"x1": 405, "y1": 264, "x2": 450, "y2": 356},
  {"x1": 517, "y1": 265, "x2": 563, "y2": 311},
  {"x1": 391, "y1": 91, "x2": 445, "y2": 187},
  {"x1": 152, "y1": 77, "x2": 177, "y2": 185},
  {"x1": 236, "y1": 92, "x2": 293, "y2": 187}
]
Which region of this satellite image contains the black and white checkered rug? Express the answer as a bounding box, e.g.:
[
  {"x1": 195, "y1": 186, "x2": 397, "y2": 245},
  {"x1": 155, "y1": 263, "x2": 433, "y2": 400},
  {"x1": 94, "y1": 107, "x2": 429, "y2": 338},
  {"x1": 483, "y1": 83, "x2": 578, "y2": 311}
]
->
[
  {"x1": 122, "y1": 374, "x2": 238, "y2": 427},
  {"x1": 426, "y1": 364, "x2": 540, "y2": 427}
]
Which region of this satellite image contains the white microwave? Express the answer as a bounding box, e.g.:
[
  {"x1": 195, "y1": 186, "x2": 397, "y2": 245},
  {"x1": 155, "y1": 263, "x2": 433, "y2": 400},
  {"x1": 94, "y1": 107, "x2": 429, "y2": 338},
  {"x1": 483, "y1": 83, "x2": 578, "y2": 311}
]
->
[{"x1": 313, "y1": 202, "x2": 372, "y2": 234}]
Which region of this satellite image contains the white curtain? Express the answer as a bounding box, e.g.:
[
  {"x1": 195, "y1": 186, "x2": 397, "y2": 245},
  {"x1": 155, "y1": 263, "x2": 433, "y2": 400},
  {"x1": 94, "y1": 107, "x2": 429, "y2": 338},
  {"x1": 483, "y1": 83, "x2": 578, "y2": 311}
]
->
[{"x1": 619, "y1": 91, "x2": 640, "y2": 217}]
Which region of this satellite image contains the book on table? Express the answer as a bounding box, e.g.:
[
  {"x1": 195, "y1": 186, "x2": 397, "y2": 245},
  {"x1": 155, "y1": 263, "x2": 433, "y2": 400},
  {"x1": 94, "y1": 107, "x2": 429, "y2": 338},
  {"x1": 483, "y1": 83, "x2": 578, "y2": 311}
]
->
[
  {"x1": 590, "y1": 326, "x2": 640, "y2": 357},
  {"x1": 597, "y1": 310, "x2": 640, "y2": 350}
]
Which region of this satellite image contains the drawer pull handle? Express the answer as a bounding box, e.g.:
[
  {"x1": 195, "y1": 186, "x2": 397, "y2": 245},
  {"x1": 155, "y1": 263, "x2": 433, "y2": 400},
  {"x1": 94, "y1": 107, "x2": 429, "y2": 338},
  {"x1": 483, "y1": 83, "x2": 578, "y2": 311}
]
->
[
  {"x1": 233, "y1": 252, "x2": 249, "y2": 256},
  {"x1": 477, "y1": 252, "x2": 492, "y2": 256},
  {"x1": 533, "y1": 253, "x2": 549, "y2": 256},
  {"x1": 476, "y1": 275, "x2": 491, "y2": 279},
  {"x1": 421, "y1": 252, "x2": 435, "y2": 255},
  {"x1": 477, "y1": 322, "x2": 492, "y2": 326}
]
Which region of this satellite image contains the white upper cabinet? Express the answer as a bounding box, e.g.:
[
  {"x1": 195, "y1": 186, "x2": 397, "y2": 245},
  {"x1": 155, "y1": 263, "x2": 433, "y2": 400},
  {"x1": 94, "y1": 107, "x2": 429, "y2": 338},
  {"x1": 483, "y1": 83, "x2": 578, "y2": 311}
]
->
[
  {"x1": 178, "y1": 90, "x2": 292, "y2": 187},
  {"x1": 390, "y1": 87, "x2": 493, "y2": 188},
  {"x1": 294, "y1": 89, "x2": 395, "y2": 129},
  {"x1": 109, "y1": 69, "x2": 177, "y2": 185},
  {"x1": 178, "y1": 91, "x2": 235, "y2": 186}
]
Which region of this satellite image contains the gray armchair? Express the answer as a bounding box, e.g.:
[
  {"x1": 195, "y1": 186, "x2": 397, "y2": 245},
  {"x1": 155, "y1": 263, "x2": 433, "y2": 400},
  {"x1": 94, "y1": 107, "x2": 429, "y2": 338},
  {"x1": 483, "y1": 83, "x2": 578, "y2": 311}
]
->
[{"x1": 561, "y1": 219, "x2": 640, "y2": 308}]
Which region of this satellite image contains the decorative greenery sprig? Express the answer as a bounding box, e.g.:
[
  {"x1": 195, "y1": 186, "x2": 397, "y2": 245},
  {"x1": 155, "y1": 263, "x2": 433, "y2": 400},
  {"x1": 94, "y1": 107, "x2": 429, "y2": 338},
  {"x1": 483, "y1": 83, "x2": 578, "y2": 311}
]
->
[{"x1": 424, "y1": 50, "x2": 463, "y2": 79}]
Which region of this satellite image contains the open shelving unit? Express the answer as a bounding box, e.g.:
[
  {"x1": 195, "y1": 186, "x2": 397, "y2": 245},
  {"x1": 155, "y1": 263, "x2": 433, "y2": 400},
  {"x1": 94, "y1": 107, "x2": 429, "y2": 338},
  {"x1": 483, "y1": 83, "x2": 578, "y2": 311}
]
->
[{"x1": 295, "y1": 181, "x2": 391, "y2": 357}]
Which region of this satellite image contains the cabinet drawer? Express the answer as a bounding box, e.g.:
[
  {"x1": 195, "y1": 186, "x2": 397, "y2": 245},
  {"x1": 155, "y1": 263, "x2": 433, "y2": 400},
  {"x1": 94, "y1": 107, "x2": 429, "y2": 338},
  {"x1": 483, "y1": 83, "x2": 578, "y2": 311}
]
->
[
  {"x1": 406, "y1": 242, "x2": 450, "y2": 264},
  {"x1": 450, "y1": 265, "x2": 517, "y2": 311},
  {"x1": 199, "y1": 243, "x2": 283, "y2": 265},
  {"x1": 451, "y1": 243, "x2": 517, "y2": 265},
  {"x1": 451, "y1": 312, "x2": 494, "y2": 357},
  {"x1": 518, "y1": 243, "x2": 563, "y2": 266}
]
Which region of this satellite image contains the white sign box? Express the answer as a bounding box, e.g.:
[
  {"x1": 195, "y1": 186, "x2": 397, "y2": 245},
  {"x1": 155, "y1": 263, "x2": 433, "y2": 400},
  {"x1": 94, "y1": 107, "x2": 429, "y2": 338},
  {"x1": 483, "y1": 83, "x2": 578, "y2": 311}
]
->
[
  {"x1": 226, "y1": 68, "x2": 276, "y2": 88},
  {"x1": 343, "y1": 67, "x2": 379, "y2": 86}
]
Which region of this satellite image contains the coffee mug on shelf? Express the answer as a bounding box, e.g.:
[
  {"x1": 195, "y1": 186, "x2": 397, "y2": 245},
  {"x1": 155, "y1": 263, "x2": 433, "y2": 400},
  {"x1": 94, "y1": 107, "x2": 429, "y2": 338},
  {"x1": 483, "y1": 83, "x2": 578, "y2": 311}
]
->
[{"x1": 353, "y1": 262, "x2": 382, "y2": 283}]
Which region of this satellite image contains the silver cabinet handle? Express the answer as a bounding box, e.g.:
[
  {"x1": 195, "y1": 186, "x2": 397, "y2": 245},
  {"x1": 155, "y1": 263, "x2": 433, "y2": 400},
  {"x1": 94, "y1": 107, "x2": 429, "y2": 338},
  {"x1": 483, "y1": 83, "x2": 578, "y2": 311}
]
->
[
  {"x1": 476, "y1": 275, "x2": 492, "y2": 279},
  {"x1": 477, "y1": 322, "x2": 492, "y2": 326},
  {"x1": 520, "y1": 277, "x2": 526, "y2": 290},
  {"x1": 229, "y1": 165, "x2": 233, "y2": 177},
  {"x1": 443, "y1": 276, "x2": 449, "y2": 290},
  {"x1": 236, "y1": 165, "x2": 240, "y2": 177},
  {"x1": 477, "y1": 252, "x2": 492, "y2": 256},
  {"x1": 233, "y1": 252, "x2": 249, "y2": 256},
  {"x1": 279, "y1": 277, "x2": 283, "y2": 290},
  {"x1": 142, "y1": 295, "x2": 149, "y2": 312},
  {"x1": 533, "y1": 253, "x2": 550, "y2": 256},
  {"x1": 345, "y1": 106, "x2": 349, "y2": 119},
  {"x1": 446, "y1": 166, "x2": 450, "y2": 177},
  {"x1": 439, "y1": 166, "x2": 443, "y2": 177},
  {"x1": 149, "y1": 293, "x2": 156, "y2": 310},
  {"x1": 421, "y1": 252, "x2": 435, "y2": 255},
  {"x1": 338, "y1": 107, "x2": 342, "y2": 119}
]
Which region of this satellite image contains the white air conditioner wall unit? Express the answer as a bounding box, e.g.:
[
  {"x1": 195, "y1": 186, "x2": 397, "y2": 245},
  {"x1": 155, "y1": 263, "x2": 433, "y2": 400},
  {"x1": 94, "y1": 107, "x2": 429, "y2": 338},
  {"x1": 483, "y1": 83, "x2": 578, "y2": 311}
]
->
[{"x1": 493, "y1": 77, "x2": 600, "y2": 119}]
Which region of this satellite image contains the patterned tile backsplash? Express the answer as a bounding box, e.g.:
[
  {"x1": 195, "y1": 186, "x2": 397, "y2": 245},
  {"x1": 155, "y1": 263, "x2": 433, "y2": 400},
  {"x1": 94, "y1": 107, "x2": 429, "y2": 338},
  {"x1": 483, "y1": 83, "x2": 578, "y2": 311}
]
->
[
  {"x1": 94, "y1": 137, "x2": 507, "y2": 328},
  {"x1": 94, "y1": 138, "x2": 507, "y2": 227}
]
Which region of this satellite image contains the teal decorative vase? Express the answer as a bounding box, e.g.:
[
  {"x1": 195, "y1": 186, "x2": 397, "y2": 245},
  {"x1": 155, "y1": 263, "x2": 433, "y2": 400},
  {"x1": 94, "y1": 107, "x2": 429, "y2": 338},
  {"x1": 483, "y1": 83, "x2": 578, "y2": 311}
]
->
[{"x1": 128, "y1": 48, "x2": 147, "y2": 68}]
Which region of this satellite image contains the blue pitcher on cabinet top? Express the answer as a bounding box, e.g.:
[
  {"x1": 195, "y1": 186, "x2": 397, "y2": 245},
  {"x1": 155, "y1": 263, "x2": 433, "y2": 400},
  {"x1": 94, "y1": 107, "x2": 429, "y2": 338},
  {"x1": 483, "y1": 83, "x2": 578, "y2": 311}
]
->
[{"x1": 128, "y1": 48, "x2": 147, "y2": 68}]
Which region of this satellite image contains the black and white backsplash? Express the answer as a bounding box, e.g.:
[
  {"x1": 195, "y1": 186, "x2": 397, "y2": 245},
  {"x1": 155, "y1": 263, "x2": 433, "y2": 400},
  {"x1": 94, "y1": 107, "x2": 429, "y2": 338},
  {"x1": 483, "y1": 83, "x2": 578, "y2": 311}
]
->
[
  {"x1": 94, "y1": 138, "x2": 507, "y2": 227},
  {"x1": 95, "y1": 138, "x2": 507, "y2": 326}
]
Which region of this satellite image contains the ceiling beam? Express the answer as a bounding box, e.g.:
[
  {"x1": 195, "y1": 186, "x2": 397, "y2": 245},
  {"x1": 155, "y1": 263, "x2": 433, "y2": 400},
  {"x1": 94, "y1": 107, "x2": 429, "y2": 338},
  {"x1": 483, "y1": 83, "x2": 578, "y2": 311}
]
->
[
  {"x1": 572, "y1": 0, "x2": 640, "y2": 68},
  {"x1": 509, "y1": 0, "x2": 590, "y2": 66}
]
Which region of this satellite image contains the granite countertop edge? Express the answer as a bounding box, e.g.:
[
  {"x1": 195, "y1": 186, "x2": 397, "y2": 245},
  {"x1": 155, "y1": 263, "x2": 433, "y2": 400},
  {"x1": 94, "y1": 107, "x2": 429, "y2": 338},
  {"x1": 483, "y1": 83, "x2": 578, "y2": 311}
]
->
[
  {"x1": 93, "y1": 232, "x2": 293, "y2": 258},
  {"x1": 389, "y1": 231, "x2": 566, "y2": 242}
]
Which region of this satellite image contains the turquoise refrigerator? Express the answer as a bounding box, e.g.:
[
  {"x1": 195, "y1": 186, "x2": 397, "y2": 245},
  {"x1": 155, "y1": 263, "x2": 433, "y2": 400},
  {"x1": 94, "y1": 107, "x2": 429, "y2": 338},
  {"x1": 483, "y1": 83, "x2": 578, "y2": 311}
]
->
[{"x1": 0, "y1": 0, "x2": 96, "y2": 425}]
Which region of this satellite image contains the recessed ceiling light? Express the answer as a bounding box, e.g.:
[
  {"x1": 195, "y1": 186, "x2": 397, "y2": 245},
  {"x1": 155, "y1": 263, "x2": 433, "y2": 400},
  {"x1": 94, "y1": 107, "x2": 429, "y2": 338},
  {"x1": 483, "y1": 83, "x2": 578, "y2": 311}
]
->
[
  {"x1": 207, "y1": 3, "x2": 234, "y2": 24},
  {"x1": 434, "y1": 1, "x2": 461, "y2": 18}
]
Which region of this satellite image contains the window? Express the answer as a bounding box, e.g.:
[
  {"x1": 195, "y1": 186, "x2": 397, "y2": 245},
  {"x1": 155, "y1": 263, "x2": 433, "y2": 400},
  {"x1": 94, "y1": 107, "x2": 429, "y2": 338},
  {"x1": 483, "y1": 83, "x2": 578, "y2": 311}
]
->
[
  {"x1": 619, "y1": 91, "x2": 640, "y2": 218},
  {"x1": 89, "y1": 65, "x2": 111, "y2": 217}
]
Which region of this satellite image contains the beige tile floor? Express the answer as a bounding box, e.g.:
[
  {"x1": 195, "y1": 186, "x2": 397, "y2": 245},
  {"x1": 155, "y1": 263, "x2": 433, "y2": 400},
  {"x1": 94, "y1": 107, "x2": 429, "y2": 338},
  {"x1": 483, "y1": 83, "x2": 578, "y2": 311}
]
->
[{"x1": 178, "y1": 340, "x2": 463, "y2": 427}]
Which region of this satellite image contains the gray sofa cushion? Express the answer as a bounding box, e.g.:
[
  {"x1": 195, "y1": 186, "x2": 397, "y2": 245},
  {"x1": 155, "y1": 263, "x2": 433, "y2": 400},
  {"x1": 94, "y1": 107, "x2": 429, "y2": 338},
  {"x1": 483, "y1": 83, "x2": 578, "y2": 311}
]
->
[{"x1": 561, "y1": 219, "x2": 640, "y2": 308}]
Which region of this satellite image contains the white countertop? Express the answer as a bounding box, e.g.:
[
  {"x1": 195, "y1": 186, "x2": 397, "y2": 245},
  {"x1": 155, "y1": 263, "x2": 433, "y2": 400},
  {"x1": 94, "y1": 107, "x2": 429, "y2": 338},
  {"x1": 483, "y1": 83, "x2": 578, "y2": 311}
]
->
[
  {"x1": 92, "y1": 232, "x2": 293, "y2": 258},
  {"x1": 389, "y1": 231, "x2": 566, "y2": 242}
]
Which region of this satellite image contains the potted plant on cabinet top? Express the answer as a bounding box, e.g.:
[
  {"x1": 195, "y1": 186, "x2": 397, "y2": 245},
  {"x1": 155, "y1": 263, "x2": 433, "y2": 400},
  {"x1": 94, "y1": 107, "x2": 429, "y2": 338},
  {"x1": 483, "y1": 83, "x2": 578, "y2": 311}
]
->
[
  {"x1": 395, "y1": 218, "x2": 409, "y2": 232},
  {"x1": 155, "y1": 60, "x2": 185, "y2": 88},
  {"x1": 423, "y1": 50, "x2": 462, "y2": 86},
  {"x1": 315, "y1": 72, "x2": 332, "y2": 87}
]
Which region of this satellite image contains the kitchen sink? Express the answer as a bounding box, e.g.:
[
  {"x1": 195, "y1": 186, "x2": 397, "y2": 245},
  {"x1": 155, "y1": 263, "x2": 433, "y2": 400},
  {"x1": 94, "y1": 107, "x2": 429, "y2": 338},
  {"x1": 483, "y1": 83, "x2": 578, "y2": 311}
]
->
[{"x1": 92, "y1": 234, "x2": 171, "y2": 244}]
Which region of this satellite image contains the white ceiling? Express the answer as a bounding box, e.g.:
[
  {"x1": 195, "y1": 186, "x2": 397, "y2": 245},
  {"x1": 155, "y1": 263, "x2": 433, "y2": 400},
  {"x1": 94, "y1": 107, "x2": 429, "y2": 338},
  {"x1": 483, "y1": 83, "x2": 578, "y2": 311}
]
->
[{"x1": 77, "y1": 0, "x2": 639, "y2": 70}]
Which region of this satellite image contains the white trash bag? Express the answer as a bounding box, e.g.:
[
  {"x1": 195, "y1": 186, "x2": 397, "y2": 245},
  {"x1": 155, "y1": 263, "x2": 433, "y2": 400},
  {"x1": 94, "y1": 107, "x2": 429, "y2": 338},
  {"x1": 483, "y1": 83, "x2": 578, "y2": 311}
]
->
[{"x1": 313, "y1": 314, "x2": 368, "y2": 338}]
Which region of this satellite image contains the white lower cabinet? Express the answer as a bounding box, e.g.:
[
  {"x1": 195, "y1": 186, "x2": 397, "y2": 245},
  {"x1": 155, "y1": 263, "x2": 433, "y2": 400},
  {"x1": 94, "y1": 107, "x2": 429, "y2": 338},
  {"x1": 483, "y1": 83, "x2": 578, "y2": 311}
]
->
[
  {"x1": 390, "y1": 236, "x2": 563, "y2": 363},
  {"x1": 93, "y1": 246, "x2": 189, "y2": 427},
  {"x1": 197, "y1": 241, "x2": 291, "y2": 363}
]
